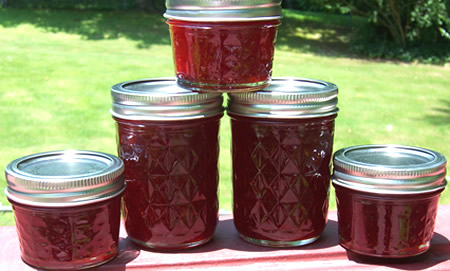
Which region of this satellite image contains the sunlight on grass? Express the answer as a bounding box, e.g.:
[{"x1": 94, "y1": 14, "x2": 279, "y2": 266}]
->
[
  {"x1": 295, "y1": 29, "x2": 323, "y2": 40},
  {"x1": 0, "y1": 212, "x2": 14, "y2": 227}
]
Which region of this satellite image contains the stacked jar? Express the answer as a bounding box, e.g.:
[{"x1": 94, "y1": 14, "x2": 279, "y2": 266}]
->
[
  {"x1": 227, "y1": 78, "x2": 339, "y2": 247},
  {"x1": 332, "y1": 145, "x2": 447, "y2": 258},
  {"x1": 110, "y1": 78, "x2": 224, "y2": 249},
  {"x1": 164, "y1": 0, "x2": 282, "y2": 92},
  {"x1": 5, "y1": 151, "x2": 126, "y2": 270}
]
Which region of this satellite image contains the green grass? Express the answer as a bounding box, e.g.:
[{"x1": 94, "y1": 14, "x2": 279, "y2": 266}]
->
[{"x1": 0, "y1": 8, "x2": 449, "y2": 226}]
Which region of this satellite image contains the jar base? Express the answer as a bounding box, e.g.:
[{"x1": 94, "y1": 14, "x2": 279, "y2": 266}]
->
[
  {"x1": 130, "y1": 236, "x2": 213, "y2": 250},
  {"x1": 22, "y1": 251, "x2": 118, "y2": 270},
  {"x1": 340, "y1": 241, "x2": 430, "y2": 259},
  {"x1": 177, "y1": 78, "x2": 269, "y2": 93},
  {"x1": 239, "y1": 233, "x2": 320, "y2": 247}
]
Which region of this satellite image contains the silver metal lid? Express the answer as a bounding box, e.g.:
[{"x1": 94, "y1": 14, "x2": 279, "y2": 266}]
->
[
  {"x1": 111, "y1": 78, "x2": 224, "y2": 121},
  {"x1": 164, "y1": 0, "x2": 282, "y2": 22},
  {"x1": 5, "y1": 150, "x2": 125, "y2": 207},
  {"x1": 227, "y1": 77, "x2": 338, "y2": 119},
  {"x1": 332, "y1": 145, "x2": 447, "y2": 194}
]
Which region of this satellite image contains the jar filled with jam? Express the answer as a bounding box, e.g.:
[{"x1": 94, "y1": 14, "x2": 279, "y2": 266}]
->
[
  {"x1": 227, "y1": 78, "x2": 339, "y2": 247},
  {"x1": 111, "y1": 78, "x2": 223, "y2": 250},
  {"x1": 5, "y1": 150, "x2": 125, "y2": 270},
  {"x1": 332, "y1": 145, "x2": 447, "y2": 258},
  {"x1": 164, "y1": 0, "x2": 282, "y2": 93}
]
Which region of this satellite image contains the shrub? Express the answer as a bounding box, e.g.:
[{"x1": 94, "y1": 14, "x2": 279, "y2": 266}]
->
[
  {"x1": 333, "y1": 0, "x2": 449, "y2": 63},
  {"x1": 351, "y1": 22, "x2": 450, "y2": 63}
]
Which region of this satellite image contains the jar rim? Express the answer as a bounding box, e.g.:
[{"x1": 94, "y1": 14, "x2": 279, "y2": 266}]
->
[
  {"x1": 110, "y1": 78, "x2": 224, "y2": 121},
  {"x1": 164, "y1": 0, "x2": 282, "y2": 22},
  {"x1": 332, "y1": 144, "x2": 447, "y2": 194},
  {"x1": 227, "y1": 77, "x2": 339, "y2": 119},
  {"x1": 5, "y1": 150, "x2": 126, "y2": 207}
]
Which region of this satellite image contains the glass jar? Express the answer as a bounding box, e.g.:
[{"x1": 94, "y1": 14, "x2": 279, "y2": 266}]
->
[
  {"x1": 4, "y1": 150, "x2": 125, "y2": 270},
  {"x1": 332, "y1": 145, "x2": 447, "y2": 258},
  {"x1": 164, "y1": 0, "x2": 282, "y2": 93},
  {"x1": 111, "y1": 78, "x2": 223, "y2": 250},
  {"x1": 227, "y1": 77, "x2": 339, "y2": 247}
]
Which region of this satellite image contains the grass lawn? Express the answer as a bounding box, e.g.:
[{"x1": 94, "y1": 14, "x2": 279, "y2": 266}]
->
[{"x1": 0, "y1": 8, "x2": 449, "y2": 226}]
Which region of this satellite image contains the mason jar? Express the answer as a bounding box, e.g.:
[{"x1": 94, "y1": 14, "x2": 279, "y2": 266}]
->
[
  {"x1": 227, "y1": 77, "x2": 339, "y2": 247},
  {"x1": 110, "y1": 78, "x2": 223, "y2": 249},
  {"x1": 164, "y1": 0, "x2": 282, "y2": 93},
  {"x1": 332, "y1": 145, "x2": 447, "y2": 258},
  {"x1": 5, "y1": 150, "x2": 125, "y2": 270}
]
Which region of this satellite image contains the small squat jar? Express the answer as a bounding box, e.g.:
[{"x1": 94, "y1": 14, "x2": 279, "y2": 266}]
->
[
  {"x1": 164, "y1": 0, "x2": 282, "y2": 93},
  {"x1": 5, "y1": 150, "x2": 125, "y2": 270},
  {"x1": 111, "y1": 78, "x2": 223, "y2": 250},
  {"x1": 227, "y1": 78, "x2": 339, "y2": 247},
  {"x1": 332, "y1": 145, "x2": 447, "y2": 258}
]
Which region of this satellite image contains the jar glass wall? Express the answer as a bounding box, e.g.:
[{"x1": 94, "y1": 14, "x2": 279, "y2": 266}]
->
[
  {"x1": 9, "y1": 197, "x2": 122, "y2": 270},
  {"x1": 230, "y1": 115, "x2": 336, "y2": 246},
  {"x1": 167, "y1": 19, "x2": 280, "y2": 92},
  {"x1": 110, "y1": 78, "x2": 224, "y2": 249},
  {"x1": 114, "y1": 116, "x2": 222, "y2": 249},
  {"x1": 334, "y1": 185, "x2": 443, "y2": 258},
  {"x1": 227, "y1": 77, "x2": 339, "y2": 247}
]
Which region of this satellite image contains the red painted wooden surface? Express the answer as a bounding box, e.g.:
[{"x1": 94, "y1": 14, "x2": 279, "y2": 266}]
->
[{"x1": 1, "y1": 206, "x2": 449, "y2": 270}]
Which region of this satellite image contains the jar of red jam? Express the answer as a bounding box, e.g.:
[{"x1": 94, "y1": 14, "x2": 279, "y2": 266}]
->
[
  {"x1": 332, "y1": 145, "x2": 447, "y2": 258},
  {"x1": 227, "y1": 77, "x2": 339, "y2": 247},
  {"x1": 4, "y1": 150, "x2": 125, "y2": 270},
  {"x1": 111, "y1": 78, "x2": 223, "y2": 249},
  {"x1": 164, "y1": 0, "x2": 282, "y2": 93}
]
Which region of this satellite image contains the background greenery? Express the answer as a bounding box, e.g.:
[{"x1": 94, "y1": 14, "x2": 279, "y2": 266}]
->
[
  {"x1": 0, "y1": 8, "x2": 449, "y2": 226},
  {"x1": 2, "y1": 0, "x2": 449, "y2": 63}
]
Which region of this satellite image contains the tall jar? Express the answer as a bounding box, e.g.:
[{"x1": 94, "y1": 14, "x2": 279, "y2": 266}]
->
[
  {"x1": 332, "y1": 145, "x2": 447, "y2": 258},
  {"x1": 164, "y1": 0, "x2": 282, "y2": 93},
  {"x1": 227, "y1": 78, "x2": 339, "y2": 247},
  {"x1": 111, "y1": 78, "x2": 224, "y2": 250},
  {"x1": 4, "y1": 150, "x2": 125, "y2": 270}
]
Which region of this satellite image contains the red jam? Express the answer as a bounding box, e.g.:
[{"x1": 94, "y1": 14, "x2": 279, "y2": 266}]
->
[
  {"x1": 10, "y1": 197, "x2": 122, "y2": 270},
  {"x1": 332, "y1": 144, "x2": 447, "y2": 258},
  {"x1": 167, "y1": 19, "x2": 280, "y2": 92},
  {"x1": 115, "y1": 115, "x2": 222, "y2": 249},
  {"x1": 229, "y1": 114, "x2": 336, "y2": 246},
  {"x1": 334, "y1": 186, "x2": 443, "y2": 258},
  {"x1": 5, "y1": 150, "x2": 125, "y2": 270}
]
